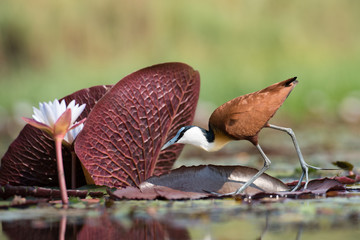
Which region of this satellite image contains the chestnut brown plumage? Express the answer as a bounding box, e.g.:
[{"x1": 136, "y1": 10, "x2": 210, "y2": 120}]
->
[
  {"x1": 209, "y1": 77, "x2": 297, "y2": 145},
  {"x1": 162, "y1": 77, "x2": 321, "y2": 194}
]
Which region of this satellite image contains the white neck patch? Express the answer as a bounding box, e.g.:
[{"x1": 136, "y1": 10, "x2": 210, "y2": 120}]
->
[{"x1": 177, "y1": 126, "x2": 215, "y2": 151}]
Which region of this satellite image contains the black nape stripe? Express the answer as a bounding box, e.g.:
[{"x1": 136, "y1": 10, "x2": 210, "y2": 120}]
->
[
  {"x1": 178, "y1": 125, "x2": 214, "y2": 143},
  {"x1": 178, "y1": 126, "x2": 193, "y2": 140},
  {"x1": 204, "y1": 125, "x2": 215, "y2": 143}
]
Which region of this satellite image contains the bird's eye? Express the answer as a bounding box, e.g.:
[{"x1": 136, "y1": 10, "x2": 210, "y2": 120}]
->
[{"x1": 178, "y1": 128, "x2": 186, "y2": 140}]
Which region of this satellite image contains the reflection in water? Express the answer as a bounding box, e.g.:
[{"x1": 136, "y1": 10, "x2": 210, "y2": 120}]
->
[
  {"x1": 2, "y1": 212, "x2": 304, "y2": 240},
  {"x1": 59, "y1": 215, "x2": 66, "y2": 240},
  {"x1": 2, "y1": 214, "x2": 190, "y2": 240},
  {"x1": 257, "y1": 211, "x2": 269, "y2": 240},
  {"x1": 2, "y1": 218, "x2": 76, "y2": 240},
  {"x1": 295, "y1": 224, "x2": 304, "y2": 240},
  {"x1": 1, "y1": 198, "x2": 360, "y2": 240},
  {"x1": 0, "y1": 210, "x2": 287, "y2": 240}
]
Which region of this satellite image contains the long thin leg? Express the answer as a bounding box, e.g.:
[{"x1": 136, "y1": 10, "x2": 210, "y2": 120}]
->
[
  {"x1": 235, "y1": 144, "x2": 271, "y2": 194},
  {"x1": 267, "y1": 124, "x2": 321, "y2": 191}
]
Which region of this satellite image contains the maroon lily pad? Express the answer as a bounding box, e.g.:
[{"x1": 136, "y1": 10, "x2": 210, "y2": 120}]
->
[
  {"x1": 334, "y1": 175, "x2": 360, "y2": 184},
  {"x1": 0, "y1": 85, "x2": 112, "y2": 187},
  {"x1": 299, "y1": 178, "x2": 345, "y2": 194},
  {"x1": 75, "y1": 63, "x2": 200, "y2": 188},
  {"x1": 109, "y1": 165, "x2": 290, "y2": 200},
  {"x1": 251, "y1": 178, "x2": 346, "y2": 200}
]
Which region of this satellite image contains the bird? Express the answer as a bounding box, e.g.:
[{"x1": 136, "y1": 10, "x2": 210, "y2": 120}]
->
[{"x1": 161, "y1": 77, "x2": 322, "y2": 194}]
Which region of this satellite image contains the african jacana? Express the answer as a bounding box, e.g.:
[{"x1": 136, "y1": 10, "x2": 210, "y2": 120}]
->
[{"x1": 162, "y1": 77, "x2": 321, "y2": 194}]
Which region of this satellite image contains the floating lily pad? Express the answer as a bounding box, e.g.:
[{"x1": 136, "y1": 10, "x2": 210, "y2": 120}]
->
[{"x1": 109, "y1": 165, "x2": 290, "y2": 200}]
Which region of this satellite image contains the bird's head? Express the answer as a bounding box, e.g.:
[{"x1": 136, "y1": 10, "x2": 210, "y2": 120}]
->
[{"x1": 161, "y1": 126, "x2": 212, "y2": 151}]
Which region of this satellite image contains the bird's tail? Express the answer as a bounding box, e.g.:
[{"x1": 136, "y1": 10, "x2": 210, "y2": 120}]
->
[{"x1": 284, "y1": 76, "x2": 298, "y2": 87}]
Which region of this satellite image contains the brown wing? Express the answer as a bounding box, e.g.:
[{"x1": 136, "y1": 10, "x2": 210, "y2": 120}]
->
[{"x1": 209, "y1": 77, "x2": 298, "y2": 142}]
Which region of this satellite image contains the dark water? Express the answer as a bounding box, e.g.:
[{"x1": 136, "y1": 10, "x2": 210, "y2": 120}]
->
[{"x1": 1, "y1": 197, "x2": 360, "y2": 240}]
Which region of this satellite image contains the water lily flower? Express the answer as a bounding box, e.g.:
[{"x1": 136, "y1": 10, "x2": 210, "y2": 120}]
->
[
  {"x1": 23, "y1": 99, "x2": 86, "y2": 143},
  {"x1": 23, "y1": 99, "x2": 86, "y2": 206}
]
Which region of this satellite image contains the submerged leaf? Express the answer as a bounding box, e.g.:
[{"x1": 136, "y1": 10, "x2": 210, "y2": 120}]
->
[
  {"x1": 332, "y1": 161, "x2": 354, "y2": 171},
  {"x1": 75, "y1": 63, "x2": 200, "y2": 188},
  {"x1": 0, "y1": 85, "x2": 112, "y2": 187},
  {"x1": 109, "y1": 165, "x2": 289, "y2": 200}
]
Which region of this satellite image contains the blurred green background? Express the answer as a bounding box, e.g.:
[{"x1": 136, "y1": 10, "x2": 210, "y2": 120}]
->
[{"x1": 1, "y1": 0, "x2": 360, "y2": 156}]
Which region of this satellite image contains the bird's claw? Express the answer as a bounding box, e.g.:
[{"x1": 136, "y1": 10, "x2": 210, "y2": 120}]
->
[{"x1": 203, "y1": 190, "x2": 239, "y2": 197}]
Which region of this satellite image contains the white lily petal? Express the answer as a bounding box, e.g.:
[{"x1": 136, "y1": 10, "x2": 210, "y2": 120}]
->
[
  {"x1": 67, "y1": 100, "x2": 76, "y2": 110},
  {"x1": 39, "y1": 102, "x2": 50, "y2": 126},
  {"x1": 56, "y1": 99, "x2": 64, "y2": 119},
  {"x1": 32, "y1": 106, "x2": 44, "y2": 123},
  {"x1": 49, "y1": 101, "x2": 58, "y2": 124},
  {"x1": 78, "y1": 103, "x2": 86, "y2": 113},
  {"x1": 63, "y1": 132, "x2": 71, "y2": 144},
  {"x1": 43, "y1": 102, "x2": 56, "y2": 127},
  {"x1": 40, "y1": 103, "x2": 49, "y2": 125},
  {"x1": 52, "y1": 99, "x2": 61, "y2": 120},
  {"x1": 71, "y1": 103, "x2": 86, "y2": 124},
  {"x1": 64, "y1": 123, "x2": 84, "y2": 144},
  {"x1": 59, "y1": 99, "x2": 67, "y2": 113},
  {"x1": 67, "y1": 100, "x2": 76, "y2": 123},
  {"x1": 73, "y1": 123, "x2": 84, "y2": 136},
  {"x1": 67, "y1": 100, "x2": 78, "y2": 124}
]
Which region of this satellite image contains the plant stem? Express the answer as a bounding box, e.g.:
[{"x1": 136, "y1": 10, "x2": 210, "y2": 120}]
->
[{"x1": 55, "y1": 137, "x2": 69, "y2": 205}]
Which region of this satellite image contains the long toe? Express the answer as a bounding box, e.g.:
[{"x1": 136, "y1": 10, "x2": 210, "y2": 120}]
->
[
  {"x1": 304, "y1": 180, "x2": 309, "y2": 190},
  {"x1": 290, "y1": 183, "x2": 302, "y2": 192},
  {"x1": 203, "y1": 190, "x2": 239, "y2": 197}
]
